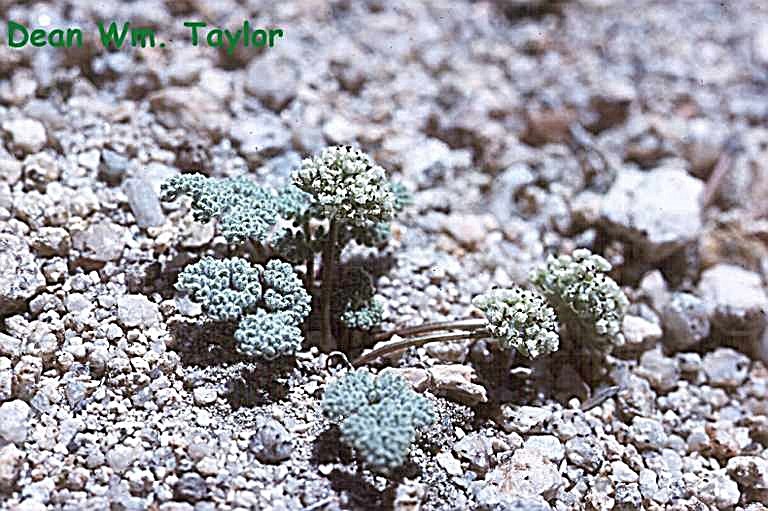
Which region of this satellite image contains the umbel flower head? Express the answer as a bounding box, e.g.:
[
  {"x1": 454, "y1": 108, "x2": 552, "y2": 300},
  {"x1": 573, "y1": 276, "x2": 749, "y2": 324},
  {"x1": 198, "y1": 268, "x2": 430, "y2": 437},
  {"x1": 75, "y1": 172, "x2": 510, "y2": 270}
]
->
[
  {"x1": 530, "y1": 248, "x2": 629, "y2": 352},
  {"x1": 292, "y1": 145, "x2": 396, "y2": 227},
  {"x1": 321, "y1": 369, "x2": 435, "y2": 473},
  {"x1": 472, "y1": 287, "x2": 560, "y2": 359}
]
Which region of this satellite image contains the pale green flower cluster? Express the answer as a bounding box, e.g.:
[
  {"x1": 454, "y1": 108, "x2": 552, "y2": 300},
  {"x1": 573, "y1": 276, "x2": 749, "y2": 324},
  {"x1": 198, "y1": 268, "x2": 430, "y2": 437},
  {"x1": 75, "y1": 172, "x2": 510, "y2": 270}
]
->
[
  {"x1": 472, "y1": 288, "x2": 560, "y2": 359},
  {"x1": 530, "y1": 248, "x2": 629, "y2": 351},
  {"x1": 292, "y1": 145, "x2": 396, "y2": 227}
]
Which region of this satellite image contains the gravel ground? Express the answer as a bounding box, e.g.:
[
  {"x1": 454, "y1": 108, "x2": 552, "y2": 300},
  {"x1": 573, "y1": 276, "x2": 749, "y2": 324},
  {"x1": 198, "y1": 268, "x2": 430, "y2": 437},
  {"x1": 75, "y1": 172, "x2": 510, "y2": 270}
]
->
[{"x1": 1, "y1": 0, "x2": 768, "y2": 510}]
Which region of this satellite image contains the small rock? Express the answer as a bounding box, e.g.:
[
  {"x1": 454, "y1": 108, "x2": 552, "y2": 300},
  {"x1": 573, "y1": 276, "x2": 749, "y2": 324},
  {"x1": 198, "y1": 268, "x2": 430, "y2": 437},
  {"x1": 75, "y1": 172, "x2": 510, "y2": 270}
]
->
[
  {"x1": 629, "y1": 417, "x2": 667, "y2": 451},
  {"x1": 244, "y1": 56, "x2": 299, "y2": 111},
  {"x1": 471, "y1": 484, "x2": 552, "y2": 511},
  {"x1": 600, "y1": 166, "x2": 703, "y2": 262},
  {"x1": 117, "y1": 295, "x2": 161, "y2": 328},
  {"x1": 524, "y1": 435, "x2": 565, "y2": 463},
  {"x1": 618, "y1": 314, "x2": 662, "y2": 355},
  {"x1": 124, "y1": 178, "x2": 165, "y2": 228},
  {"x1": 0, "y1": 334, "x2": 22, "y2": 358},
  {"x1": 0, "y1": 400, "x2": 31, "y2": 444},
  {"x1": 726, "y1": 456, "x2": 768, "y2": 489},
  {"x1": 0, "y1": 233, "x2": 46, "y2": 312},
  {"x1": 486, "y1": 447, "x2": 563, "y2": 499},
  {"x1": 436, "y1": 451, "x2": 463, "y2": 476},
  {"x1": 394, "y1": 479, "x2": 426, "y2": 511},
  {"x1": 565, "y1": 435, "x2": 605, "y2": 472},
  {"x1": 442, "y1": 214, "x2": 492, "y2": 250},
  {"x1": 429, "y1": 364, "x2": 488, "y2": 406},
  {"x1": 454, "y1": 433, "x2": 493, "y2": 473},
  {"x1": 0, "y1": 159, "x2": 22, "y2": 184},
  {"x1": 662, "y1": 293, "x2": 711, "y2": 351},
  {"x1": 498, "y1": 405, "x2": 553, "y2": 434},
  {"x1": 636, "y1": 348, "x2": 680, "y2": 392},
  {"x1": 380, "y1": 367, "x2": 430, "y2": 392},
  {"x1": 65, "y1": 381, "x2": 86, "y2": 408},
  {"x1": 106, "y1": 444, "x2": 138, "y2": 474},
  {"x1": 695, "y1": 471, "x2": 740, "y2": 510},
  {"x1": 614, "y1": 483, "x2": 643, "y2": 511},
  {"x1": 698, "y1": 264, "x2": 767, "y2": 351},
  {"x1": 30, "y1": 227, "x2": 71, "y2": 257},
  {"x1": 0, "y1": 443, "x2": 24, "y2": 491},
  {"x1": 323, "y1": 115, "x2": 359, "y2": 144},
  {"x1": 174, "y1": 472, "x2": 207, "y2": 502},
  {"x1": 702, "y1": 348, "x2": 750, "y2": 387},
  {"x1": 249, "y1": 418, "x2": 293, "y2": 464},
  {"x1": 230, "y1": 113, "x2": 290, "y2": 163},
  {"x1": 2, "y1": 118, "x2": 47, "y2": 154},
  {"x1": 72, "y1": 222, "x2": 126, "y2": 263},
  {"x1": 192, "y1": 387, "x2": 217, "y2": 406},
  {"x1": 425, "y1": 340, "x2": 469, "y2": 363},
  {"x1": 100, "y1": 149, "x2": 129, "y2": 183},
  {"x1": 611, "y1": 461, "x2": 639, "y2": 483}
]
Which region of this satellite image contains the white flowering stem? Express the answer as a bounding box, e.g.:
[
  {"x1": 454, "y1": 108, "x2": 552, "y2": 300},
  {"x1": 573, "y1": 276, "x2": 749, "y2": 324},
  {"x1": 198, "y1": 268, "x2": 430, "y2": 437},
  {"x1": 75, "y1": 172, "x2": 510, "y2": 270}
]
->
[
  {"x1": 320, "y1": 219, "x2": 339, "y2": 351},
  {"x1": 352, "y1": 330, "x2": 488, "y2": 367}
]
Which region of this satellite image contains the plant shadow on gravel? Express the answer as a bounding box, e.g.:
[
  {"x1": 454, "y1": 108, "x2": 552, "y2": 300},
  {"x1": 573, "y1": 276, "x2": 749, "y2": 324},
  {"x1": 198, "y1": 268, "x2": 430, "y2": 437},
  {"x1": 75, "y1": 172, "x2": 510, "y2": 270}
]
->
[
  {"x1": 168, "y1": 319, "x2": 293, "y2": 408},
  {"x1": 311, "y1": 428, "x2": 401, "y2": 510},
  {"x1": 225, "y1": 364, "x2": 292, "y2": 409},
  {"x1": 169, "y1": 319, "x2": 246, "y2": 368}
]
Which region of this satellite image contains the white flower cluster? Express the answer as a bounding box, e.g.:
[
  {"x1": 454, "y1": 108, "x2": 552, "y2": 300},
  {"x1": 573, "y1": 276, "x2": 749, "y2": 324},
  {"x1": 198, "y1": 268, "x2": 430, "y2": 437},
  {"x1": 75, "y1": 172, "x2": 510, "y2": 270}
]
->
[
  {"x1": 472, "y1": 287, "x2": 560, "y2": 359},
  {"x1": 530, "y1": 248, "x2": 629, "y2": 351},
  {"x1": 292, "y1": 145, "x2": 396, "y2": 227}
]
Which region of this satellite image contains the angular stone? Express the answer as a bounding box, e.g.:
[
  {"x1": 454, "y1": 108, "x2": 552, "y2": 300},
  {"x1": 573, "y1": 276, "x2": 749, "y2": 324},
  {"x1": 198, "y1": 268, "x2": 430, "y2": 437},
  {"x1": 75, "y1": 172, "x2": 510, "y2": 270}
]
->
[
  {"x1": 249, "y1": 418, "x2": 293, "y2": 464},
  {"x1": 429, "y1": 364, "x2": 487, "y2": 406},
  {"x1": 636, "y1": 348, "x2": 680, "y2": 392},
  {"x1": 523, "y1": 435, "x2": 564, "y2": 463},
  {"x1": 498, "y1": 405, "x2": 552, "y2": 434},
  {"x1": 174, "y1": 472, "x2": 207, "y2": 502},
  {"x1": 2, "y1": 118, "x2": 47, "y2": 153},
  {"x1": 244, "y1": 56, "x2": 299, "y2": 111},
  {"x1": 695, "y1": 471, "x2": 740, "y2": 509},
  {"x1": 486, "y1": 447, "x2": 563, "y2": 499},
  {"x1": 30, "y1": 227, "x2": 71, "y2": 257},
  {"x1": 123, "y1": 178, "x2": 165, "y2": 228},
  {"x1": 698, "y1": 264, "x2": 767, "y2": 350},
  {"x1": 436, "y1": 451, "x2": 463, "y2": 476},
  {"x1": 662, "y1": 292, "x2": 711, "y2": 351},
  {"x1": 99, "y1": 149, "x2": 129, "y2": 184},
  {"x1": 702, "y1": 348, "x2": 750, "y2": 388},
  {"x1": 72, "y1": 222, "x2": 126, "y2": 263},
  {"x1": 726, "y1": 456, "x2": 768, "y2": 489},
  {"x1": 600, "y1": 167, "x2": 703, "y2": 262},
  {"x1": 0, "y1": 400, "x2": 31, "y2": 444},
  {"x1": 618, "y1": 314, "x2": 662, "y2": 355},
  {"x1": 565, "y1": 435, "x2": 605, "y2": 472},
  {"x1": 454, "y1": 433, "x2": 493, "y2": 473},
  {"x1": 629, "y1": 417, "x2": 667, "y2": 451},
  {"x1": 0, "y1": 233, "x2": 45, "y2": 313},
  {"x1": 192, "y1": 387, "x2": 217, "y2": 406},
  {"x1": 0, "y1": 443, "x2": 24, "y2": 491},
  {"x1": 106, "y1": 444, "x2": 138, "y2": 474},
  {"x1": 117, "y1": 295, "x2": 161, "y2": 328},
  {"x1": 230, "y1": 113, "x2": 290, "y2": 163}
]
